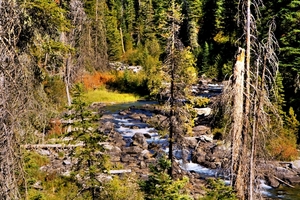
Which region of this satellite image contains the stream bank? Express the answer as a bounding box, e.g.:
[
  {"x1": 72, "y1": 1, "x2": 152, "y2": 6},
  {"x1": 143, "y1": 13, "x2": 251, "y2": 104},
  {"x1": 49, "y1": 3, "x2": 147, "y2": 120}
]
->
[
  {"x1": 98, "y1": 100, "x2": 300, "y2": 200},
  {"x1": 24, "y1": 87, "x2": 300, "y2": 199}
]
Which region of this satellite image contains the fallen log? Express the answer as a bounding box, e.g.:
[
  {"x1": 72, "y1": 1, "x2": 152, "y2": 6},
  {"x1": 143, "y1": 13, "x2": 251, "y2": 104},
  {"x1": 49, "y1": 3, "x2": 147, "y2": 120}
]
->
[
  {"x1": 21, "y1": 142, "x2": 111, "y2": 149},
  {"x1": 109, "y1": 169, "x2": 132, "y2": 174},
  {"x1": 21, "y1": 144, "x2": 84, "y2": 149},
  {"x1": 273, "y1": 175, "x2": 295, "y2": 188}
]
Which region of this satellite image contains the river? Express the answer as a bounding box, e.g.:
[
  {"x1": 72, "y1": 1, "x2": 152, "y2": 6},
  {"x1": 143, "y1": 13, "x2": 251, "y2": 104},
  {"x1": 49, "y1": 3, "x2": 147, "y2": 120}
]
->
[
  {"x1": 103, "y1": 100, "x2": 300, "y2": 200},
  {"x1": 267, "y1": 184, "x2": 300, "y2": 200}
]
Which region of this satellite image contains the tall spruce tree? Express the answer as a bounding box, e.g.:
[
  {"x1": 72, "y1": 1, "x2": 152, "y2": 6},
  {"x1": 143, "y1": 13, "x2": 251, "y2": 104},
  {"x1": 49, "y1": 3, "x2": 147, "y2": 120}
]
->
[
  {"x1": 277, "y1": 0, "x2": 300, "y2": 119},
  {"x1": 64, "y1": 84, "x2": 108, "y2": 199},
  {"x1": 161, "y1": 0, "x2": 197, "y2": 177},
  {"x1": 105, "y1": 0, "x2": 123, "y2": 60}
]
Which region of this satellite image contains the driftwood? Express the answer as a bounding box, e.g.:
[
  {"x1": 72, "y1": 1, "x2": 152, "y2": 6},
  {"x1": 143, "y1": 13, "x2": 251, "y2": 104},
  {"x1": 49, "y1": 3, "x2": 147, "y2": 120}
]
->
[
  {"x1": 109, "y1": 169, "x2": 132, "y2": 174},
  {"x1": 22, "y1": 142, "x2": 110, "y2": 149},
  {"x1": 22, "y1": 144, "x2": 84, "y2": 149},
  {"x1": 273, "y1": 175, "x2": 295, "y2": 188}
]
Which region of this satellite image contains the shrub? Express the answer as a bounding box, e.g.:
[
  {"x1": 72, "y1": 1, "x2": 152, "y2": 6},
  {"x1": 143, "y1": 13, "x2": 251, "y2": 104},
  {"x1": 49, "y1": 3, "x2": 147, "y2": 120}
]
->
[
  {"x1": 80, "y1": 72, "x2": 114, "y2": 90},
  {"x1": 267, "y1": 107, "x2": 299, "y2": 161},
  {"x1": 107, "y1": 70, "x2": 149, "y2": 96},
  {"x1": 46, "y1": 118, "x2": 64, "y2": 136},
  {"x1": 200, "y1": 178, "x2": 238, "y2": 200},
  {"x1": 43, "y1": 75, "x2": 66, "y2": 107},
  {"x1": 189, "y1": 96, "x2": 210, "y2": 108},
  {"x1": 99, "y1": 175, "x2": 144, "y2": 200},
  {"x1": 139, "y1": 156, "x2": 192, "y2": 200}
]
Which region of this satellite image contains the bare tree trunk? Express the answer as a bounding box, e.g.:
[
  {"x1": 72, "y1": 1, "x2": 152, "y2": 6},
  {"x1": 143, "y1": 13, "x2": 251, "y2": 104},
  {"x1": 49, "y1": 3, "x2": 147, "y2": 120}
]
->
[
  {"x1": 95, "y1": 0, "x2": 98, "y2": 64},
  {"x1": 120, "y1": 27, "x2": 125, "y2": 53},
  {"x1": 231, "y1": 47, "x2": 245, "y2": 199},
  {"x1": 65, "y1": 54, "x2": 72, "y2": 107}
]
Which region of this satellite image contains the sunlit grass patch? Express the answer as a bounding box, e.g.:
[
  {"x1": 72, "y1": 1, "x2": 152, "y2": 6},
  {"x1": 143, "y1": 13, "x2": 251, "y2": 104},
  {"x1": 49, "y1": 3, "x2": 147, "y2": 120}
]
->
[{"x1": 83, "y1": 87, "x2": 140, "y2": 104}]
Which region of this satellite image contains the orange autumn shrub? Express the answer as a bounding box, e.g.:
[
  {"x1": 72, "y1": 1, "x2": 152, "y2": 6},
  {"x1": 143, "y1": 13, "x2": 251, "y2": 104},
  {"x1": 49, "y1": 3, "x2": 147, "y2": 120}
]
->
[
  {"x1": 81, "y1": 72, "x2": 114, "y2": 90},
  {"x1": 47, "y1": 118, "x2": 64, "y2": 135},
  {"x1": 268, "y1": 108, "x2": 299, "y2": 161},
  {"x1": 268, "y1": 134, "x2": 298, "y2": 161}
]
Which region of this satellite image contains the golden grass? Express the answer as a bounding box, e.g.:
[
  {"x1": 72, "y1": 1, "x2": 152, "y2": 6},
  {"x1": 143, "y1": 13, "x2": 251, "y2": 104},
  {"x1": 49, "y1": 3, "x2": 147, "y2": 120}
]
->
[{"x1": 83, "y1": 88, "x2": 140, "y2": 104}]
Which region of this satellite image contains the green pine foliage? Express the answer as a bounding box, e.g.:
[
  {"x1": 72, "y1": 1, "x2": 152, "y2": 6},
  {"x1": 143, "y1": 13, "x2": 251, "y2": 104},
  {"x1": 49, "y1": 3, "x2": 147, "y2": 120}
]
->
[
  {"x1": 200, "y1": 178, "x2": 238, "y2": 200},
  {"x1": 99, "y1": 175, "x2": 145, "y2": 200},
  {"x1": 64, "y1": 83, "x2": 109, "y2": 199},
  {"x1": 139, "y1": 157, "x2": 192, "y2": 200}
]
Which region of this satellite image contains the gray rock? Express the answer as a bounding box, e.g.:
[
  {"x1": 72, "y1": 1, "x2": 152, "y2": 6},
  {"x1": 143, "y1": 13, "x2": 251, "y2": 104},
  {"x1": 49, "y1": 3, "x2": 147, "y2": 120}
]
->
[
  {"x1": 197, "y1": 134, "x2": 214, "y2": 143},
  {"x1": 291, "y1": 160, "x2": 300, "y2": 169},
  {"x1": 285, "y1": 176, "x2": 300, "y2": 184},
  {"x1": 63, "y1": 160, "x2": 71, "y2": 165},
  {"x1": 141, "y1": 149, "x2": 151, "y2": 159},
  {"x1": 143, "y1": 133, "x2": 152, "y2": 138},
  {"x1": 140, "y1": 161, "x2": 147, "y2": 169},
  {"x1": 192, "y1": 152, "x2": 206, "y2": 164},
  {"x1": 123, "y1": 146, "x2": 143, "y2": 154},
  {"x1": 37, "y1": 149, "x2": 51, "y2": 156},
  {"x1": 266, "y1": 176, "x2": 280, "y2": 188},
  {"x1": 33, "y1": 181, "x2": 43, "y2": 190},
  {"x1": 132, "y1": 133, "x2": 148, "y2": 149}
]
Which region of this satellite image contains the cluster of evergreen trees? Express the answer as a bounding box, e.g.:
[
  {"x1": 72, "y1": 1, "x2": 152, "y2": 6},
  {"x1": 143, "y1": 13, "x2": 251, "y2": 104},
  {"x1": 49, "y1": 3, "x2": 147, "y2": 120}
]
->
[{"x1": 13, "y1": 0, "x2": 300, "y2": 120}]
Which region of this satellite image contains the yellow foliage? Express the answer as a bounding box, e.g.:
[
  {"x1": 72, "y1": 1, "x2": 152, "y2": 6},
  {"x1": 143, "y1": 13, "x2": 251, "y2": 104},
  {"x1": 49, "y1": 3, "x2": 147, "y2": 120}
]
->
[{"x1": 213, "y1": 31, "x2": 229, "y2": 44}]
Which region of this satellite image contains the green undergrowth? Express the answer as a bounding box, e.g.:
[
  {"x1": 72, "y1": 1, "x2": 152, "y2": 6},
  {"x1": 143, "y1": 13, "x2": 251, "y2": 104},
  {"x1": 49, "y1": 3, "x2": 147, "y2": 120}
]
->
[
  {"x1": 22, "y1": 151, "x2": 81, "y2": 200},
  {"x1": 83, "y1": 87, "x2": 141, "y2": 104}
]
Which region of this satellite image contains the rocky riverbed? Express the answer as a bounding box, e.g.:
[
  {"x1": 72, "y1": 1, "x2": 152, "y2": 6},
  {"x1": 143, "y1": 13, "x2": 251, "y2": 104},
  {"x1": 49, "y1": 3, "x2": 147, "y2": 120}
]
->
[{"x1": 25, "y1": 98, "x2": 300, "y2": 199}]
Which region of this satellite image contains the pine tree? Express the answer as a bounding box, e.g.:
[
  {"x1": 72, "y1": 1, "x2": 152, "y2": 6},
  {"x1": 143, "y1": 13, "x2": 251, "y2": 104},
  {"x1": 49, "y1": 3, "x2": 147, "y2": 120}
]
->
[
  {"x1": 159, "y1": 0, "x2": 197, "y2": 178},
  {"x1": 64, "y1": 84, "x2": 108, "y2": 199},
  {"x1": 276, "y1": 0, "x2": 300, "y2": 118},
  {"x1": 139, "y1": 156, "x2": 192, "y2": 200},
  {"x1": 105, "y1": 0, "x2": 123, "y2": 60}
]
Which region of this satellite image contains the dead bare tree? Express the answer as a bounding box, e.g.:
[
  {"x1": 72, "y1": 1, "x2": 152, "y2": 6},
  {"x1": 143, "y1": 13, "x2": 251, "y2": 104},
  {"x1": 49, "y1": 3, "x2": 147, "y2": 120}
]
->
[
  {"x1": 228, "y1": 1, "x2": 280, "y2": 199},
  {"x1": 64, "y1": 0, "x2": 87, "y2": 106},
  {"x1": 0, "y1": 1, "x2": 25, "y2": 199}
]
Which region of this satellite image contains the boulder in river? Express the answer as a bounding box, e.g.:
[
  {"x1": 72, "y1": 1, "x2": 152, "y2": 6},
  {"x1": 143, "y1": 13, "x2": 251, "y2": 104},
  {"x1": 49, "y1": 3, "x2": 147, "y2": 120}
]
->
[{"x1": 131, "y1": 132, "x2": 148, "y2": 149}]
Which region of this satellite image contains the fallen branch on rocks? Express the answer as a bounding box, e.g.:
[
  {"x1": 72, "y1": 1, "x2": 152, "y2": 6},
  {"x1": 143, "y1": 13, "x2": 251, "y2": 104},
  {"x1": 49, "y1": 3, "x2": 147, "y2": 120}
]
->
[
  {"x1": 22, "y1": 142, "x2": 110, "y2": 149},
  {"x1": 22, "y1": 144, "x2": 83, "y2": 149},
  {"x1": 109, "y1": 169, "x2": 132, "y2": 174},
  {"x1": 272, "y1": 175, "x2": 295, "y2": 188}
]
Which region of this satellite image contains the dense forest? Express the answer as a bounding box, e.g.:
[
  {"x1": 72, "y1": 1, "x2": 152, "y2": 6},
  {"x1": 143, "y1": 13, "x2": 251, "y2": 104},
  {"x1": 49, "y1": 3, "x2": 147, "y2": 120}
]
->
[{"x1": 1, "y1": 0, "x2": 300, "y2": 199}]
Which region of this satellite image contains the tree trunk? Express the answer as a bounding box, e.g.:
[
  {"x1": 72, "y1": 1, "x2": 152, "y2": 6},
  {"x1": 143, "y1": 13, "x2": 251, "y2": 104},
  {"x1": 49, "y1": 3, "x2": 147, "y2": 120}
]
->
[
  {"x1": 0, "y1": 1, "x2": 23, "y2": 199},
  {"x1": 231, "y1": 47, "x2": 246, "y2": 199},
  {"x1": 65, "y1": 54, "x2": 72, "y2": 107},
  {"x1": 120, "y1": 27, "x2": 125, "y2": 53}
]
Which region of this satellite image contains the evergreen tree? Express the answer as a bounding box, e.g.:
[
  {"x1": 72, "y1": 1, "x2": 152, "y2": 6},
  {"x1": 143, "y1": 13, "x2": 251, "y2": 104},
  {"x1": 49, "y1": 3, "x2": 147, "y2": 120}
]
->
[
  {"x1": 20, "y1": 0, "x2": 72, "y2": 75},
  {"x1": 139, "y1": 156, "x2": 192, "y2": 200},
  {"x1": 64, "y1": 84, "x2": 108, "y2": 199},
  {"x1": 159, "y1": 0, "x2": 197, "y2": 177},
  {"x1": 105, "y1": 0, "x2": 123, "y2": 60},
  {"x1": 82, "y1": 0, "x2": 109, "y2": 71},
  {"x1": 135, "y1": 0, "x2": 156, "y2": 45},
  {"x1": 123, "y1": 0, "x2": 136, "y2": 51},
  {"x1": 182, "y1": 0, "x2": 202, "y2": 50},
  {"x1": 276, "y1": 0, "x2": 300, "y2": 118},
  {"x1": 152, "y1": 0, "x2": 169, "y2": 47}
]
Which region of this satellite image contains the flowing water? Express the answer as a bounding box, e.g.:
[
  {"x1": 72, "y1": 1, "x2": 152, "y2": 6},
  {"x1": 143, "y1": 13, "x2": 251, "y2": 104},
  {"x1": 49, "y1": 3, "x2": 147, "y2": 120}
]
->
[
  {"x1": 102, "y1": 100, "x2": 300, "y2": 200},
  {"x1": 266, "y1": 184, "x2": 300, "y2": 199}
]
